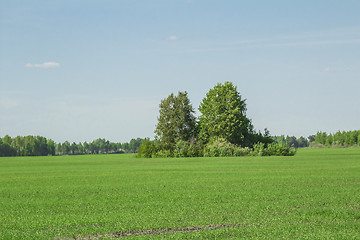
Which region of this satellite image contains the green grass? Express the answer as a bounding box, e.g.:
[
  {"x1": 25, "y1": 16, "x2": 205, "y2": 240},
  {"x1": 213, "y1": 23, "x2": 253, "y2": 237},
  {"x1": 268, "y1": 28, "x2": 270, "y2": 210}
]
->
[{"x1": 0, "y1": 148, "x2": 359, "y2": 239}]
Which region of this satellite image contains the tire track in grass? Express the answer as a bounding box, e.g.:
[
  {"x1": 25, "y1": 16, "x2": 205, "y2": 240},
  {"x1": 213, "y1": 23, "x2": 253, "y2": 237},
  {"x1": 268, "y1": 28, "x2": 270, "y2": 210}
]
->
[{"x1": 75, "y1": 223, "x2": 250, "y2": 239}]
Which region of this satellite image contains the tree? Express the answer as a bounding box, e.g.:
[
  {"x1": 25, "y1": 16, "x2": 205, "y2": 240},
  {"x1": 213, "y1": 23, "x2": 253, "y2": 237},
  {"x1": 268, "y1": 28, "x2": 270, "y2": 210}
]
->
[
  {"x1": 24, "y1": 136, "x2": 35, "y2": 156},
  {"x1": 198, "y1": 82, "x2": 253, "y2": 146},
  {"x1": 70, "y1": 142, "x2": 78, "y2": 155},
  {"x1": 308, "y1": 135, "x2": 315, "y2": 143},
  {"x1": 297, "y1": 136, "x2": 309, "y2": 148},
  {"x1": 155, "y1": 91, "x2": 196, "y2": 150},
  {"x1": 36, "y1": 136, "x2": 48, "y2": 156},
  {"x1": 2, "y1": 135, "x2": 12, "y2": 145},
  {"x1": 314, "y1": 131, "x2": 327, "y2": 145},
  {"x1": 0, "y1": 139, "x2": 16, "y2": 156},
  {"x1": 122, "y1": 142, "x2": 130, "y2": 152},
  {"x1": 47, "y1": 139, "x2": 56, "y2": 156},
  {"x1": 286, "y1": 136, "x2": 298, "y2": 148},
  {"x1": 62, "y1": 141, "x2": 71, "y2": 155},
  {"x1": 83, "y1": 142, "x2": 89, "y2": 154}
]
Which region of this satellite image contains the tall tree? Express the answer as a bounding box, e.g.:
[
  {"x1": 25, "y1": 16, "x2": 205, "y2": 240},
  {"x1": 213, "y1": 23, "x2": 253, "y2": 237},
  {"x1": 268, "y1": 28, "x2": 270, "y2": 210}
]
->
[
  {"x1": 155, "y1": 91, "x2": 196, "y2": 150},
  {"x1": 47, "y1": 139, "x2": 56, "y2": 156},
  {"x1": 0, "y1": 138, "x2": 16, "y2": 156},
  {"x1": 198, "y1": 82, "x2": 253, "y2": 146},
  {"x1": 62, "y1": 141, "x2": 71, "y2": 155}
]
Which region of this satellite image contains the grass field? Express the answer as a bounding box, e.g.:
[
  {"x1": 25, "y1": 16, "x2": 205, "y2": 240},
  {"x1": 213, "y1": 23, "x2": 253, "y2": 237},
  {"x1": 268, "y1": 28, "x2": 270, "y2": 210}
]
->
[{"x1": 0, "y1": 148, "x2": 359, "y2": 239}]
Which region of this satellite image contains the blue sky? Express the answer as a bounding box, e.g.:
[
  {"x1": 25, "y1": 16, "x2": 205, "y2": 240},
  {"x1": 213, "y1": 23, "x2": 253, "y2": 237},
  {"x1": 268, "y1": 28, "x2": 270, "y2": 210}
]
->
[{"x1": 1, "y1": 0, "x2": 360, "y2": 143}]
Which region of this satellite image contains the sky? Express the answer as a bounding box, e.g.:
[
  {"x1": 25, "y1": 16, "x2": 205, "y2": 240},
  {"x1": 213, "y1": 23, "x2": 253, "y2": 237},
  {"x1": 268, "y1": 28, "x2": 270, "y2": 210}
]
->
[{"x1": 1, "y1": 0, "x2": 360, "y2": 143}]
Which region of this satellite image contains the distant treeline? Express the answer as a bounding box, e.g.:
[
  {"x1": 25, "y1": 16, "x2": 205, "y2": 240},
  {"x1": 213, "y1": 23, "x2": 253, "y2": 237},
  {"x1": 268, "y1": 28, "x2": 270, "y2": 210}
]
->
[
  {"x1": 273, "y1": 135, "x2": 310, "y2": 148},
  {"x1": 311, "y1": 130, "x2": 360, "y2": 147},
  {"x1": 1, "y1": 130, "x2": 359, "y2": 157},
  {"x1": 273, "y1": 130, "x2": 360, "y2": 148},
  {"x1": 0, "y1": 135, "x2": 146, "y2": 157}
]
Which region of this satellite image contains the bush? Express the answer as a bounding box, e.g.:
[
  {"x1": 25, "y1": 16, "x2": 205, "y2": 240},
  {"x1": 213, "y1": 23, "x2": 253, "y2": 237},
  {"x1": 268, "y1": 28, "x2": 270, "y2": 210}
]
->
[
  {"x1": 264, "y1": 143, "x2": 297, "y2": 156},
  {"x1": 188, "y1": 140, "x2": 204, "y2": 157},
  {"x1": 140, "y1": 138, "x2": 296, "y2": 158},
  {"x1": 233, "y1": 146, "x2": 252, "y2": 156},
  {"x1": 153, "y1": 149, "x2": 173, "y2": 158},
  {"x1": 253, "y1": 142, "x2": 265, "y2": 156},
  {"x1": 173, "y1": 139, "x2": 204, "y2": 157},
  {"x1": 137, "y1": 139, "x2": 155, "y2": 158},
  {"x1": 204, "y1": 138, "x2": 235, "y2": 157},
  {"x1": 204, "y1": 145, "x2": 219, "y2": 157},
  {"x1": 174, "y1": 140, "x2": 190, "y2": 158},
  {"x1": 220, "y1": 145, "x2": 233, "y2": 157}
]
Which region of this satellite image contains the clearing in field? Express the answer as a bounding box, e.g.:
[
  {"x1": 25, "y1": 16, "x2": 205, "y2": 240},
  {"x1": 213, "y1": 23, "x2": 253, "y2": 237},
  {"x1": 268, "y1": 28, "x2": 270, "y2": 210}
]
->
[{"x1": 0, "y1": 148, "x2": 359, "y2": 239}]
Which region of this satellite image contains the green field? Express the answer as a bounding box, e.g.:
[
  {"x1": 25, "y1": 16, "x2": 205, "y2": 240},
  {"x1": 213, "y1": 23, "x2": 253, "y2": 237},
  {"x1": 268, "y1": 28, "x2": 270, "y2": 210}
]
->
[{"x1": 0, "y1": 148, "x2": 359, "y2": 239}]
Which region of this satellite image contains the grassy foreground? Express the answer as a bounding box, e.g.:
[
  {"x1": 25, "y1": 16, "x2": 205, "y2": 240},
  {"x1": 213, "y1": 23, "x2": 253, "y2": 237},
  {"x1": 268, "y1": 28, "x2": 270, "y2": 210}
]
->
[{"x1": 0, "y1": 148, "x2": 359, "y2": 239}]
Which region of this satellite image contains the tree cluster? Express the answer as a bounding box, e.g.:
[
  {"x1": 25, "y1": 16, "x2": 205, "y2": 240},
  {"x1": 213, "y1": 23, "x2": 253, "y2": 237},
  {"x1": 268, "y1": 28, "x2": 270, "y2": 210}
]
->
[
  {"x1": 138, "y1": 82, "x2": 294, "y2": 158},
  {"x1": 0, "y1": 135, "x2": 55, "y2": 157},
  {"x1": 273, "y1": 135, "x2": 310, "y2": 148},
  {"x1": 311, "y1": 130, "x2": 360, "y2": 147},
  {"x1": 0, "y1": 135, "x2": 146, "y2": 157}
]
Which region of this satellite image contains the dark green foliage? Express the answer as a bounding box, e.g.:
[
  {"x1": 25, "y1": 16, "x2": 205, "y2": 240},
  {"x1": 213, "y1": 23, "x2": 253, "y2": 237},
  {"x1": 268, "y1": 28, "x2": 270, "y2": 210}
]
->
[
  {"x1": 0, "y1": 139, "x2": 16, "y2": 157},
  {"x1": 249, "y1": 128, "x2": 274, "y2": 147},
  {"x1": 297, "y1": 136, "x2": 309, "y2": 148},
  {"x1": 273, "y1": 135, "x2": 309, "y2": 148},
  {"x1": 198, "y1": 82, "x2": 253, "y2": 146}
]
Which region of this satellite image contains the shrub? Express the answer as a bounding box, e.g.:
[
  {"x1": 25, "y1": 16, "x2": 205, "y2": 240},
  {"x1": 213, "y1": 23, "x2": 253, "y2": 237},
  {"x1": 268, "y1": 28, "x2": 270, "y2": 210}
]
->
[
  {"x1": 206, "y1": 146, "x2": 220, "y2": 157},
  {"x1": 173, "y1": 139, "x2": 204, "y2": 157},
  {"x1": 220, "y1": 145, "x2": 233, "y2": 157},
  {"x1": 188, "y1": 141, "x2": 204, "y2": 157},
  {"x1": 233, "y1": 146, "x2": 252, "y2": 156},
  {"x1": 253, "y1": 142, "x2": 265, "y2": 156},
  {"x1": 153, "y1": 149, "x2": 173, "y2": 158},
  {"x1": 174, "y1": 140, "x2": 190, "y2": 158},
  {"x1": 264, "y1": 143, "x2": 297, "y2": 156},
  {"x1": 143, "y1": 138, "x2": 296, "y2": 158},
  {"x1": 204, "y1": 138, "x2": 235, "y2": 157},
  {"x1": 137, "y1": 139, "x2": 155, "y2": 158}
]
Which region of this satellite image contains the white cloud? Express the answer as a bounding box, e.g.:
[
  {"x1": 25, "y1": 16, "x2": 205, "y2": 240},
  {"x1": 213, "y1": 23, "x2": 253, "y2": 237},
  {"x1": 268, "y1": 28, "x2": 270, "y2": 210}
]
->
[
  {"x1": 25, "y1": 62, "x2": 60, "y2": 68},
  {"x1": 166, "y1": 36, "x2": 178, "y2": 41},
  {"x1": 324, "y1": 67, "x2": 335, "y2": 72}
]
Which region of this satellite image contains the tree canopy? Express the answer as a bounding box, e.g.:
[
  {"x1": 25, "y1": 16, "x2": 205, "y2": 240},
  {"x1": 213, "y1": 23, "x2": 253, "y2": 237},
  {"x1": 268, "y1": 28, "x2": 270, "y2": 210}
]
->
[
  {"x1": 138, "y1": 82, "x2": 292, "y2": 158},
  {"x1": 155, "y1": 91, "x2": 197, "y2": 150},
  {"x1": 198, "y1": 81, "x2": 253, "y2": 146}
]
